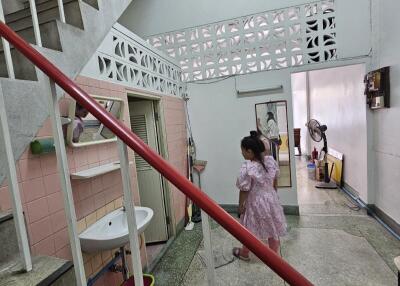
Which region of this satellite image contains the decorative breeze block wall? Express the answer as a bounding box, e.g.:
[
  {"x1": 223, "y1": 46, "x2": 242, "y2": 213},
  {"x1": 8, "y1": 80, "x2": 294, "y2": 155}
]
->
[{"x1": 147, "y1": 0, "x2": 337, "y2": 81}]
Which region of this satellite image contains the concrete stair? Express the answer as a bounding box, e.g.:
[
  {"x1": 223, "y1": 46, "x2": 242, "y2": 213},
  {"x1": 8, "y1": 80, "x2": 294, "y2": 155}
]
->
[
  {"x1": 0, "y1": 212, "x2": 19, "y2": 272},
  {"x1": 0, "y1": 0, "x2": 132, "y2": 281},
  {"x1": 0, "y1": 213, "x2": 76, "y2": 285},
  {"x1": 0, "y1": 0, "x2": 132, "y2": 185}
]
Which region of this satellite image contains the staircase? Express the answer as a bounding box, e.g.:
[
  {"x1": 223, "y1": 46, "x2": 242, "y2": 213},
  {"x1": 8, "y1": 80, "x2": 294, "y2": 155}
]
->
[
  {"x1": 0, "y1": 0, "x2": 132, "y2": 185},
  {"x1": 0, "y1": 0, "x2": 131, "y2": 284},
  {"x1": 0, "y1": 212, "x2": 19, "y2": 271},
  {"x1": 0, "y1": 212, "x2": 75, "y2": 286}
]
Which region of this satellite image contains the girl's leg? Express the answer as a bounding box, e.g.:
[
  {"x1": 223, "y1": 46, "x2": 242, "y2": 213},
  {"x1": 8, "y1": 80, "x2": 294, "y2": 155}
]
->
[{"x1": 268, "y1": 238, "x2": 280, "y2": 254}]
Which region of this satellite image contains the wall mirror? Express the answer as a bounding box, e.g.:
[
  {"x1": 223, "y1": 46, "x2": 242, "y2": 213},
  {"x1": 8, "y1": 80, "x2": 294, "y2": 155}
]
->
[
  {"x1": 67, "y1": 96, "x2": 124, "y2": 147},
  {"x1": 255, "y1": 100, "x2": 292, "y2": 187}
]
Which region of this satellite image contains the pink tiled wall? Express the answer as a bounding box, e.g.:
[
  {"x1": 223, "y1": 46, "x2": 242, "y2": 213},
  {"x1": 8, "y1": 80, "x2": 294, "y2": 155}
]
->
[{"x1": 0, "y1": 76, "x2": 188, "y2": 285}]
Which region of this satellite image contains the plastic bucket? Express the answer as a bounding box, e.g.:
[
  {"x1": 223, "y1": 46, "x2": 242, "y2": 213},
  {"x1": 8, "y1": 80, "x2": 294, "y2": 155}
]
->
[
  {"x1": 123, "y1": 274, "x2": 155, "y2": 286},
  {"x1": 307, "y1": 163, "x2": 316, "y2": 180}
]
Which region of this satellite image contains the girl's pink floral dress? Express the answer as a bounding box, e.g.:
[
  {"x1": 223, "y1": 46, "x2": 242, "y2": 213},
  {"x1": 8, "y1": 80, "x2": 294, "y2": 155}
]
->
[{"x1": 236, "y1": 156, "x2": 287, "y2": 240}]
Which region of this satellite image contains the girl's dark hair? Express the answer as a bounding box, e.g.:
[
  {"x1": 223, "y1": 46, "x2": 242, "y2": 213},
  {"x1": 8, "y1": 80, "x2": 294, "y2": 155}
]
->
[{"x1": 241, "y1": 131, "x2": 267, "y2": 172}]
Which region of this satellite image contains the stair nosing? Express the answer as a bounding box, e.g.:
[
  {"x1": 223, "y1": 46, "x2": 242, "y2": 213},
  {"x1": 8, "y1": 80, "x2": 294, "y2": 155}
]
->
[
  {"x1": 36, "y1": 261, "x2": 73, "y2": 286},
  {"x1": 6, "y1": 0, "x2": 78, "y2": 23},
  {"x1": 7, "y1": 18, "x2": 59, "y2": 34},
  {"x1": 0, "y1": 212, "x2": 13, "y2": 223}
]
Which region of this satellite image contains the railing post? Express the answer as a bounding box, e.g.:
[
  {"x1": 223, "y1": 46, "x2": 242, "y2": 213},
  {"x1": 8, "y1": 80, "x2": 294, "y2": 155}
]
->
[
  {"x1": 56, "y1": 0, "x2": 66, "y2": 23},
  {"x1": 0, "y1": 4, "x2": 15, "y2": 78},
  {"x1": 194, "y1": 169, "x2": 216, "y2": 285},
  {"x1": 117, "y1": 139, "x2": 144, "y2": 286},
  {"x1": 0, "y1": 85, "x2": 32, "y2": 271},
  {"x1": 28, "y1": 0, "x2": 42, "y2": 47},
  {"x1": 201, "y1": 211, "x2": 216, "y2": 285},
  {"x1": 46, "y1": 79, "x2": 86, "y2": 286}
]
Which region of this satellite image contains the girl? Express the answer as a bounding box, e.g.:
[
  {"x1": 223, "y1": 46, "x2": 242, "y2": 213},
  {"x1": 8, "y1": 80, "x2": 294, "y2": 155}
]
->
[
  {"x1": 258, "y1": 112, "x2": 280, "y2": 161},
  {"x1": 251, "y1": 130, "x2": 271, "y2": 156},
  {"x1": 232, "y1": 132, "x2": 287, "y2": 261}
]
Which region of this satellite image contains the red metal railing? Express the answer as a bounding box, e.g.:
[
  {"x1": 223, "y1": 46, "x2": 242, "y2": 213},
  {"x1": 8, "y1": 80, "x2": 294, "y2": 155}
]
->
[{"x1": 0, "y1": 21, "x2": 313, "y2": 286}]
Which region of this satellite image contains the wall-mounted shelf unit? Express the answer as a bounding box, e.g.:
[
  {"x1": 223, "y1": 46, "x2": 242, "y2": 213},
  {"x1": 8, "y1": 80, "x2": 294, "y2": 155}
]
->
[{"x1": 70, "y1": 161, "x2": 133, "y2": 180}]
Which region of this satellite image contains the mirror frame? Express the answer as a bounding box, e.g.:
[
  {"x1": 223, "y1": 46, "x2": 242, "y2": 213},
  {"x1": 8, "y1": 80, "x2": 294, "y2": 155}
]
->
[
  {"x1": 67, "y1": 95, "x2": 124, "y2": 147},
  {"x1": 254, "y1": 100, "x2": 292, "y2": 188}
]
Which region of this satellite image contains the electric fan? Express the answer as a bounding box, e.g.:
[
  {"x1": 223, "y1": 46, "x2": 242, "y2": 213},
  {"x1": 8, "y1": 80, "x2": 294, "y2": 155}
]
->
[{"x1": 306, "y1": 119, "x2": 337, "y2": 189}]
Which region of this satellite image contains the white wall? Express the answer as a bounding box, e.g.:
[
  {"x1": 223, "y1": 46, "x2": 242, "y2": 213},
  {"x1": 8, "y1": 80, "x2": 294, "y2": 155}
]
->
[
  {"x1": 119, "y1": 0, "x2": 372, "y2": 60},
  {"x1": 118, "y1": 0, "x2": 372, "y2": 209},
  {"x1": 309, "y1": 65, "x2": 368, "y2": 199},
  {"x1": 369, "y1": 0, "x2": 400, "y2": 223},
  {"x1": 291, "y1": 65, "x2": 368, "y2": 199},
  {"x1": 291, "y1": 72, "x2": 309, "y2": 155},
  {"x1": 187, "y1": 70, "x2": 298, "y2": 206}
]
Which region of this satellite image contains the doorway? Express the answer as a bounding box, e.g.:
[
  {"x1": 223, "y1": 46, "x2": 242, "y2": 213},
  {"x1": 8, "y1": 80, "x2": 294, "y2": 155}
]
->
[
  {"x1": 128, "y1": 95, "x2": 172, "y2": 265},
  {"x1": 290, "y1": 64, "x2": 368, "y2": 215}
]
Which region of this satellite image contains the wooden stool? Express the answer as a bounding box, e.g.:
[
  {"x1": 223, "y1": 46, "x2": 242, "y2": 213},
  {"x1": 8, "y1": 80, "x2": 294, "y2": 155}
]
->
[{"x1": 294, "y1": 128, "x2": 301, "y2": 155}]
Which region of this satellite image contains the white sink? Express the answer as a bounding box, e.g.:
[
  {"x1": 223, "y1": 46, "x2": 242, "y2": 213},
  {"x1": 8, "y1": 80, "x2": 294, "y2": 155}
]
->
[{"x1": 79, "y1": 207, "x2": 153, "y2": 253}]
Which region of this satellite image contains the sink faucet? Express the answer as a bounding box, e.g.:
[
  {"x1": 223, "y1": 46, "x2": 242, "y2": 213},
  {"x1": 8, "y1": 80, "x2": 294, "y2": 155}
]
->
[{"x1": 122, "y1": 205, "x2": 126, "y2": 212}]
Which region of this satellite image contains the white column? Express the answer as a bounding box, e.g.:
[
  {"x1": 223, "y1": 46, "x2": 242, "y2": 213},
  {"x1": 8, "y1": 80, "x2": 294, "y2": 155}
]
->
[
  {"x1": 117, "y1": 139, "x2": 144, "y2": 286},
  {"x1": 28, "y1": 0, "x2": 42, "y2": 47},
  {"x1": 57, "y1": 0, "x2": 66, "y2": 23},
  {"x1": 195, "y1": 171, "x2": 216, "y2": 286},
  {"x1": 305, "y1": 71, "x2": 311, "y2": 156},
  {"x1": 0, "y1": 1, "x2": 15, "y2": 79},
  {"x1": 47, "y1": 80, "x2": 86, "y2": 286},
  {"x1": 0, "y1": 85, "x2": 32, "y2": 272},
  {"x1": 201, "y1": 210, "x2": 216, "y2": 286}
]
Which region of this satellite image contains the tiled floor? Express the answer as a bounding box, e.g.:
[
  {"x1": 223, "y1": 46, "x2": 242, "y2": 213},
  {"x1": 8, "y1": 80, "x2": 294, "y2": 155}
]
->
[
  {"x1": 295, "y1": 156, "x2": 366, "y2": 216},
  {"x1": 150, "y1": 156, "x2": 400, "y2": 286},
  {"x1": 146, "y1": 243, "x2": 167, "y2": 266}
]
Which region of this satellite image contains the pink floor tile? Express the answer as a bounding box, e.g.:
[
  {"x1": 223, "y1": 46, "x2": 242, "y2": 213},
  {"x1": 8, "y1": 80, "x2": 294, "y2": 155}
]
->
[
  {"x1": 40, "y1": 154, "x2": 58, "y2": 176},
  {"x1": 27, "y1": 197, "x2": 50, "y2": 223},
  {"x1": 22, "y1": 177, "x2": 46, "y2": 203},
  {"x1": 18, "y1": 158, "x2": 42, "y2": 181},
  {"x1": 51, "y1": 209, "x2": 67, "y2": 233},
  {"x1": 33, "y1": 236, "x2": 55, "y2": 257},
  {"x1": 0, "y1": 186, "x2": 12, "y2": 211},
  {"x1": 47, "y1": 191, "x2": 64, "y2": 214},
  {"x1": 29, "y1": 216, "x2": 53, "y2": 244},
  {"x1": 56, "y1": 245, "x2": 72, "y2": 261},
  {"x1": 54, "y1": 227, "x2": 69, "y2": 251},
  {"x1": 43, "y1": 173, "x2": 62, "y2": 195}
]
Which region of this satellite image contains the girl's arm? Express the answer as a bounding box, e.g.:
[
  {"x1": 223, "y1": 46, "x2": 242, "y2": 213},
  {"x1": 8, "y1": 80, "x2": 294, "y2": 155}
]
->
[
  {"x1": 239, "y1": 191, "x2": 249, "y2": 214},
  {"x1": 274, "y1": 177, "x2": 278, "y2": 192}
]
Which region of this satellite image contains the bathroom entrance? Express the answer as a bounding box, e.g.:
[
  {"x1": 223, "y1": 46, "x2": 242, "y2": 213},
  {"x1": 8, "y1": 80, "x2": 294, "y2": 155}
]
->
[{"x1": 128, "y1": 95, "x2": 170, "y2": 245}]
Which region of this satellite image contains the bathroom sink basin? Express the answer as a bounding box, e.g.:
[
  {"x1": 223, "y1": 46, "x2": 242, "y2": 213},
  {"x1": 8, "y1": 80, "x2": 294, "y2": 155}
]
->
[{"x1": 79, "y1": 207, "x2": 153, "y2": 253}]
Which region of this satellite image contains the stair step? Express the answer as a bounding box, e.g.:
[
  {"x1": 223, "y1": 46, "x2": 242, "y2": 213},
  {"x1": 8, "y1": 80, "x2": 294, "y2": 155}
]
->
[
  {"x1": 5, "y1": 0, "x2": 84, "y2": 33},
  {"x1": 22, "y1": 0, "x2": 99, "y2": 10},
  {"x1": 0, "y1": 256, "x2": 75, "y2": 286},
  {"x1": 1, "y1": 20, "x2": 62, "y2": 52},
  {"x1": 0, "y1": 19, "x2": 64, "y2": 81},
  {"x1": 0, "y1": 47, "x2": 39, "y2": 80},
  {"x1": 0, "y1": 212, "x2": 19, "y2": 268}
]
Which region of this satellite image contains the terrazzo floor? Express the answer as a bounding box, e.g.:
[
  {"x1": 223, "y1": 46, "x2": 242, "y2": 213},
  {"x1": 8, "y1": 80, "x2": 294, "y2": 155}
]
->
[{"x1": 150, "y1": 157, "x2": 400, "y2": 285}]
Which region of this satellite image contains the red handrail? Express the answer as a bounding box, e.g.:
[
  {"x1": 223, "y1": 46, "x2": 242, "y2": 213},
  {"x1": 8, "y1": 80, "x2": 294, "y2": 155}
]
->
[{"x1": 0, "y1": 21, "x2": 313, "y2": 286}]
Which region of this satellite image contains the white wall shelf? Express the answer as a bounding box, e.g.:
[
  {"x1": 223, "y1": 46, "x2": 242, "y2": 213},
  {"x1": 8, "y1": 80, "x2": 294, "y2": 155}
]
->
[{"x1": 70, "y1": 161, "x2": 133, "y2": 180}]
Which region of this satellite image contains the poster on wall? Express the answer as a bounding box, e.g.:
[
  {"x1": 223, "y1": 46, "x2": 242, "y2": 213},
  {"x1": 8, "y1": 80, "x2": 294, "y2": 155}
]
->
[{"x1": 364, "y1": 66, "x2": 390, "y2": 110}]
